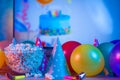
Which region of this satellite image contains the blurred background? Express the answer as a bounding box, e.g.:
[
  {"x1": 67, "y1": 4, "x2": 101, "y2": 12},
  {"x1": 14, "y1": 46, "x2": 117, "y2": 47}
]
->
[
  {"x1": 15, "y1": 0, "x2": 120, "y2": 44},
  {"x1": 0, "y1": 0, "x2": 120, "y2": 45},
  {"x1": 0, "y1": 0, "x2": 13, "y2": 41}
]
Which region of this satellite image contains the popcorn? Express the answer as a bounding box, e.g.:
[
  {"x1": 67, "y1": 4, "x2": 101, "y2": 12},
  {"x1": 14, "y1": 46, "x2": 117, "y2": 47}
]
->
[{"x1": 4, "y1": 43, "x2": 44, "y2": 74}]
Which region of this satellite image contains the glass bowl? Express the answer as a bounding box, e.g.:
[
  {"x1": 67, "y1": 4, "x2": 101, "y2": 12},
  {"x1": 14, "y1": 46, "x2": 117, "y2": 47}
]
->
[{"x1": 4, "y1": 43, "x2": 44, "y2": 74}]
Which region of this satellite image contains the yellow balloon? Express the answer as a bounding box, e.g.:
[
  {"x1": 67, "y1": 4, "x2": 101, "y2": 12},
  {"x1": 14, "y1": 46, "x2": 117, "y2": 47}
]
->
[
  {"x1": 0, "y1": 49, "x2": 6, "y2": 68},
  {"x1": 70, "y1": 44, "x2": 104, "y2": 77}
]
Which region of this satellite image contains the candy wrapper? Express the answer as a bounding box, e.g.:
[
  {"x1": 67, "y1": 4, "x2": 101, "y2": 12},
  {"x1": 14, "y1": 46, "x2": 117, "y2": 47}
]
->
[{"x1": 64, "y1": 72, "x2": 86, "y2": 80}]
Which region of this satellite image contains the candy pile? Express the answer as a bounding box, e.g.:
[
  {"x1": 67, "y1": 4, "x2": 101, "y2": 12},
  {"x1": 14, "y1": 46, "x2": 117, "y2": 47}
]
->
[{"x1": 4, "y1": 43, "x2": 44, "y2": 74}]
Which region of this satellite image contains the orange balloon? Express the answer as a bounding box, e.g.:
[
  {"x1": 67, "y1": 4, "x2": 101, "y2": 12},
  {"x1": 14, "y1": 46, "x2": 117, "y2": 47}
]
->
[
  {"x1": 37, "y1": 0, "x2": 53, "y2": 5},
  {"x1": 0, "y1": 49, "x2": 6, "y2": 68}
]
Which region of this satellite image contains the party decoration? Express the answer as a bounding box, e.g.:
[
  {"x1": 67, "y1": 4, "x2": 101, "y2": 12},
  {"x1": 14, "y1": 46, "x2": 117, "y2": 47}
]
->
[
  {"x1": 64, "y1": 76, "x2": 76, "y2": 80},
  {"x1": 48, "y1": 10, "x2": 61, "y2": 17},
  {"x1": 0, "y1": 49, "x2": 6, "y2": 68},
  {"x1": 62, "y1": 41, "x2": 81, "y2": 76},
  {"x1": 64, "y1": 72, "x2": 86, "y2": 80},
  {"x1": 93, "y1": 38, "x2": 99, "y2": 47},
  {"x1": 5, "y1": 73, "x2": 25, "y2": 80},
  {"x1": 22, "y1": 0, "x2": 30, "y2": 30},
  {"x1": 14, "y1": 75, "x2": 25, "y2": 80},
  {"x1": 110, "y1": 42, "x2": 120, "y2": 77},
  {"x1": 70, "y1": 44, "x2": 104, "y2": 77},
  {"x1": 35, "y1": 37, "x2": 43, "y2": 48},
  {"x1": 16, "y1": 0, "x2": 31, "y2": 31},
  {"x1": 97, "y1": 42, "x2": 114, "y2": 75},
  {"x1": 37, "y1": 0, "x2": 53, "y2": 5},
  {"x1": 36, "y1": 37, "x2": 49, "y2": 75},
  {"x1": 77, "y1": 72, "x2": 86, "y2": 80},
  {"x1": 47, "y1": 37, "x2": 70, "y2": 78},
  {"x1": 45, "y1": 39, "x2": 57, "y2": 75},
  {"x1": 15, "y1": 19, "x2": 28, "y2": 32},
  {"x1": 41, "y1": 41, "x2": 46, "y2": 47},
  {"x1": 39, "y1": 53, "x2": 49, "y2": 75},
  {"x1": 110, "y1": 40, "x2": 120, "y2": 44}
]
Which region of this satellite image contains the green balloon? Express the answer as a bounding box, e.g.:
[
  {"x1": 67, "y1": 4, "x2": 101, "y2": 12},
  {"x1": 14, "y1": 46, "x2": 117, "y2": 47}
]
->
[{"x1": 98, "y1": 42, "x2": 114, "y2": 73}]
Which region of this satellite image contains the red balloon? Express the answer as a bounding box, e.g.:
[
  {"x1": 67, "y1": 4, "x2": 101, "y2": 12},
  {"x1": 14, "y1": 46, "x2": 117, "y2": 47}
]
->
[{"x1": 62, "y1": 41, "x2": 81, "y2": 76}]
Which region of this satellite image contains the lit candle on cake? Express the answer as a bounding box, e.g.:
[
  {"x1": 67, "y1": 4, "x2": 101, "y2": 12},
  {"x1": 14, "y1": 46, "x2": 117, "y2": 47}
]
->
[{"x1": 48, "y1": 10, "x2": 61, "y2": 17}]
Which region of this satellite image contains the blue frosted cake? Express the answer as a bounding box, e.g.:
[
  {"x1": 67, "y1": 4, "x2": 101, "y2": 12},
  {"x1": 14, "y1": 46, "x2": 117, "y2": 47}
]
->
[{"x1": 39, "y1": 11, "x2": 70, "y2": 36}]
